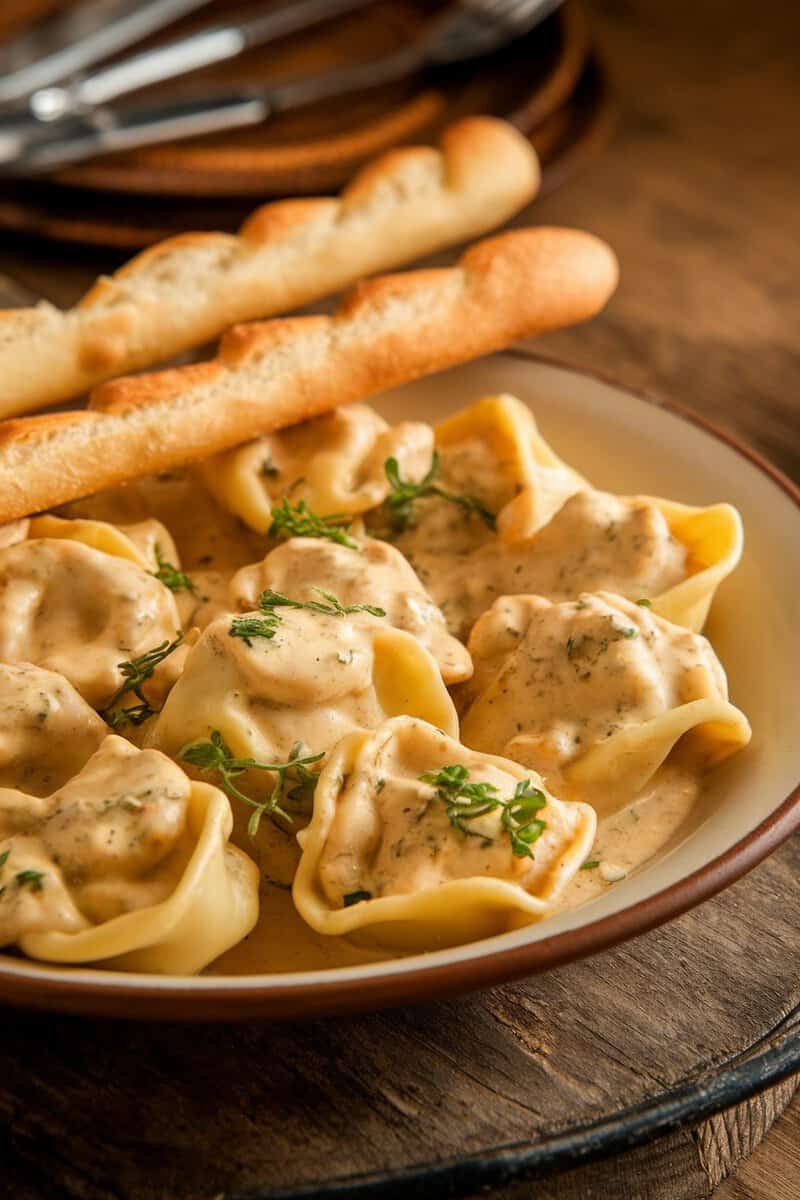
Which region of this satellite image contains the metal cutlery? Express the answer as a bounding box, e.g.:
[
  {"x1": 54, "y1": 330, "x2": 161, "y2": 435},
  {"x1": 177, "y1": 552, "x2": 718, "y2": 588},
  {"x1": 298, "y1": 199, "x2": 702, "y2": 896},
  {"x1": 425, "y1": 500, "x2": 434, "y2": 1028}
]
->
[
  {"x1": 0, "y1": 0, "x2": 561, "y2": 173},
  {"x1": 0, "y1": 0, "x2": 214, "y2": 106}
]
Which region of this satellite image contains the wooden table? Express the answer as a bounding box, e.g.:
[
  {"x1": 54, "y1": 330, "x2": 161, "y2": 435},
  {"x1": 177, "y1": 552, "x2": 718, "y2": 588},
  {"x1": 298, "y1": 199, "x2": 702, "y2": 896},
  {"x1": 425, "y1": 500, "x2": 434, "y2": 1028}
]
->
[{"x1": 0, "y1": 1, "x2": 798, "y2": 1196}]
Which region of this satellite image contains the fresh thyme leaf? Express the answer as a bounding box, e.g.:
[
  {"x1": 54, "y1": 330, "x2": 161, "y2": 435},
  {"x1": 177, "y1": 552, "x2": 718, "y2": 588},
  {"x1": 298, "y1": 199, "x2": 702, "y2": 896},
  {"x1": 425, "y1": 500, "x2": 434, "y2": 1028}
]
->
[
  {"x1": 581, "y1": 859, "x2": 601, "y2": 870},
  {"x1": 636, "y1": 598, "x2": 652, "y2": 607},
  {"x1": 151, "y1": 544, "x2": 196, "y2": 593},
  {"x1": 382, "y1": 451, "x2": 496, "y2": 533},
  {"x1": 617, "y1": 625, "x2": 638, "y2": 639},
  {"x1": 15, "y1": 868, "x2": 45, "y2": 891},
  {"x1": 230, "y1": 589, "x2": 385, "y2": 648},
  {"x1": 0, "y1": 850, "x2": 9, "y2": 870},
  {"x1": 258, "y1": 587, "x2": 385, "y2": 620},
  {"x1": 269, "y1": 497, "x2": 358, "y2": 549},
  {"x1": 101, "y1": 634, "x2": 184, "y2": 729},
  {"x1": 180, "y1": 730, "x2": 324, "y2": 838},
  {"x1": 343, "y1": 890, "x2": 372, "y2": 907},
  {"x1": 419, "y1": 767, "x2": 547, "y2": 858},
  {"x1": 229, "y1": 613, "x2": 281, "y2": 647}
]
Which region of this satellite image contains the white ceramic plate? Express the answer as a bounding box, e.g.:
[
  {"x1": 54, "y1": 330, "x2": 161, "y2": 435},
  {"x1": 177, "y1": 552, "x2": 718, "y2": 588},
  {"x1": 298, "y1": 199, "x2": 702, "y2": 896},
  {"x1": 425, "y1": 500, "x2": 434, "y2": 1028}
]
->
[{"x1": 2, "y1": 352, "x2": 799, "y2": 1018}]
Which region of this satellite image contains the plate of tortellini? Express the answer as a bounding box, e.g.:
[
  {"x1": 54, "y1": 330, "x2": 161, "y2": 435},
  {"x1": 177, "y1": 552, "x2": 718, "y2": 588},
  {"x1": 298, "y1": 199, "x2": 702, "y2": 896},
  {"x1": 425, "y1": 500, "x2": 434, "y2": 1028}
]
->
[{"x1": 1, "y1": 352, "x2": 798, "y2": 1019}]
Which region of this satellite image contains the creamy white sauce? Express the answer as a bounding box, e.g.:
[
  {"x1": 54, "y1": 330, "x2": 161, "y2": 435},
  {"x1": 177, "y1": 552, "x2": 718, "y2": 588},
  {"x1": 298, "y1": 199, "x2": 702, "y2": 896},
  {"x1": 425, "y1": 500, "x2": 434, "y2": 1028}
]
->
[{"x1": 0, "y1": 397, "x2": 745, "y2": 974}]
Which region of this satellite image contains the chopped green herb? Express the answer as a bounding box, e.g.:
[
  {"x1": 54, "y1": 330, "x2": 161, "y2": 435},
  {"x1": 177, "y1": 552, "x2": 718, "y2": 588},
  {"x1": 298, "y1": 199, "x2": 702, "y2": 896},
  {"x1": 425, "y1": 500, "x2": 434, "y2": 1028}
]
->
[
  {"x1": 419, "y1": 765, "x2": 547, "y2": 858},
  {"x1": 229, "y1": 613, "x2": 281, "y2": 647},
  {"x1": 636, "y1": 598, "x2": 652, "y2": 607},
  {"x1": 180, "y1": 730, "x2": 324, "y2": 838},
  {"x1": 230, "y1": 588, "x2": 384, "y2": 648},
  {"x1": 581, "y1": 859, "x2": 601, "y2": 870},
  {"x1": 343, "y1": 890, "x2": 372, "y2": 907},
  {"x1": 102, "y1": 634, "x2": 184, "y2": 729},
  {"x1": 258, "y1": 587, "x2": 385, "y2": 620},
  {"x1": 15, "y1": 868, "x2": 45, "y2": 892},
  {"x1": 0, "y1": 850, "x2": 8, "y2": 870},
  {"x1": 151, "y1": 544, "x2": 196, "y2": 593},
  {"x1": 382, "y1": 452, "x2": 496, "y2": 533},
  {"x1": 261, "y1": 458, "x2": 280, "y2": 479},
  {"x1": 269, "y1": 497, "x2": 358, "y2": 549},
  {"x1": 618, "y1": 626, "x2": 638, "y2": 639}
]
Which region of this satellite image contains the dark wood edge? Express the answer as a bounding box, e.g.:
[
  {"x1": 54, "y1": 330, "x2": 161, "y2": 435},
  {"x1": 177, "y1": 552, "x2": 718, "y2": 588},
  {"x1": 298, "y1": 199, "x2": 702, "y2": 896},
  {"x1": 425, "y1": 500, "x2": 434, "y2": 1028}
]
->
[
  {"x1": 1, "y1": 351, "x2": 799, "y2": 1021},
  {"x1": 235, "y1": 1003, "x2": 800, "y2": 1199}
]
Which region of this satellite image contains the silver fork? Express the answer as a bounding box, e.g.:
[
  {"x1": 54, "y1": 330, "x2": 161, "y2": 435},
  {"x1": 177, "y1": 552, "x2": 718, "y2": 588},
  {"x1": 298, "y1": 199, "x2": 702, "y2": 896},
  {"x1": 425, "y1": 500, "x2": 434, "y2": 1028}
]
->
[{"x1": 0, "y1": 0, "x2": 561, "y2": 173}]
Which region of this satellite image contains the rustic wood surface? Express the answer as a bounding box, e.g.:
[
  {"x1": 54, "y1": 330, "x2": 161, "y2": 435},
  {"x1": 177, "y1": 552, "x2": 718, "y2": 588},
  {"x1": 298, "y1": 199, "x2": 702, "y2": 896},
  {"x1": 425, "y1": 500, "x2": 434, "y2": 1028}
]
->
[{"x1": 0, "y1": 1, "x2": 799, "y2": 1197}]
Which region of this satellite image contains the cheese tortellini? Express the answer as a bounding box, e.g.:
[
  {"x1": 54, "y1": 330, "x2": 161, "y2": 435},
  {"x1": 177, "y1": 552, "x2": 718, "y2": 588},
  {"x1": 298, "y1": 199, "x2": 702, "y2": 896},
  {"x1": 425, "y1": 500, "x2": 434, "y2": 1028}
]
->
[
  {"x1": 416, "y1": 489, "x2": 742, "y2": 639},
  {"x1": 198, "y1": 403, "x2": 434, "y2": 531},
  {"x1": 0, "y1": 662, "x2": 107, "y2": 795},
  {"x1": 293, "y1": 716, "x2": 596, "y2": 949},
  {"x1": 150, "y1": 604, "x2": 459, "y2": 783},
  {"x1": 460, "y1": 592, "x2": 751, "y2": 801},
  {"x1": 230, "y1": 536, "x2": 472, "y2": 685},
  {"x1": 0, "y1": 518, "x2": 184, "y2": 708},
  {"x1": 0, "y1": 736, "x2": 259, "y2": 973}
]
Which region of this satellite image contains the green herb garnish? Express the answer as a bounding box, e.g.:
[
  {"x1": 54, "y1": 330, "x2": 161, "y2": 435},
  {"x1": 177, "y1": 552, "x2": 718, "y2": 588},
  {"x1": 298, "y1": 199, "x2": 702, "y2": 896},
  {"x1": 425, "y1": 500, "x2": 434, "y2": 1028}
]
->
[
  {"x1": 229, "y1": 614, "x2": 282, "y2": 647},
  {"x1": 581, "y1": 859, "x2": 601, "y2": 870},
  {"x1": 151, "y1": 544, "x2": 196, "y2": 593},
  {"x1": 15, "y1": 869, "x2": 45, "y2": 892},
  {"x1": 419, "y1": 765, "x2": 547, "y2": 858},
  {"x1": 261, "y1": 458, "x2": 280, "y2": 479},
  {"x1": 0, "y1": 850, "x2": 9, "y2": 870},
  {"x1": 383, "y1": 452, "x2": 496, "y2": 533},
  {"x1": 102, "y1": 634, "x2": 184, "y2": 729},
  {"x1": 229, "y1": 588, "x2": 384, "y2": 647},
  {"x1": 343, "y1": 890, "x2": 372, "y2": 907},
  {"x1": 269, "y1": 497, "x2": 358, "y2": 549},
  {"x1": 259, "y1": 588, "x2": 385, "y2": 620},
  {"x1": 180, "y1": 730, "x2": 324, "y2": 838},
  {"x1": 636, "y1": 598, "x2": 652, "y2": 607}
]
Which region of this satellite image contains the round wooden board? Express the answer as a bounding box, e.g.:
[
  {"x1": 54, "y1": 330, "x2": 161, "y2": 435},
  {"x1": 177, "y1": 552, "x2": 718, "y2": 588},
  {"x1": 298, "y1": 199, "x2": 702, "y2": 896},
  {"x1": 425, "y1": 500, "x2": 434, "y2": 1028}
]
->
[
  {"x1": 0, "y1": 3, "x2": 614, "y2": 248},
  {"x1": 0, "y1": 834, "x2": 798, "y2": 1198}
]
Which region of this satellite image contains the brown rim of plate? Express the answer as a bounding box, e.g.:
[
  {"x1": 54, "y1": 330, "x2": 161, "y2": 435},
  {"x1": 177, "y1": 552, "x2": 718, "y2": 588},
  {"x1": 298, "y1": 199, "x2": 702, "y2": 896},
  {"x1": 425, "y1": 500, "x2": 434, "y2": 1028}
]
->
[{"x1": 1, "y1": 350, "x2": 799, "y2": 1021}]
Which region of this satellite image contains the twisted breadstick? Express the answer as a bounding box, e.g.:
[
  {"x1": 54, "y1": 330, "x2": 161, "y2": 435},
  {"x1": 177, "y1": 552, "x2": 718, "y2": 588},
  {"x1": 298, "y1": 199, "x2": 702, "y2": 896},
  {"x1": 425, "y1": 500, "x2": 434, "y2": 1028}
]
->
[
  {"x1": 0, "y1": 227, "x2": 618, "y2": 522},
  {"x1": 0, "y1": 118, "x2": 540, "y2": 418}
]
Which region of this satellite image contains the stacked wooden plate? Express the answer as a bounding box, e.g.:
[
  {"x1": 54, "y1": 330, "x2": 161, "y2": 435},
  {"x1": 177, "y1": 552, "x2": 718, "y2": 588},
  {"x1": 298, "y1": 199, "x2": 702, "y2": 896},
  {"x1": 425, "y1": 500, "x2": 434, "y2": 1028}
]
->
[{"x1": 0, "y1": 0, "x2": 613, "y2": 247}]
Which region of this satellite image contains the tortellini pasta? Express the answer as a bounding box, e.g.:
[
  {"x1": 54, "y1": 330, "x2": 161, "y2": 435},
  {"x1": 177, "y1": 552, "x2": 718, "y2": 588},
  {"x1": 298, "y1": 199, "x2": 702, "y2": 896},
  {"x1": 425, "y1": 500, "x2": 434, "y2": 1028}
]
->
[
  {"x1": 293, "y1": 716, "x2": 596, "y2": 949},
  {"x1": 0, "y1": 736, "x2": 259, "y2": 973},
  {"x1": 416, "y1": 489, "x2": 742, "y2": 639},
  {"x1": 0, "y1": 520, "x2": 184, "y2": 708},
  {"x1": 0, "y1": 662, "x2": 107, "y2": 795},
  {"x1": 149, "y1": 605, "x2": 459, "y2": 788},
  {"x1": 230, "y1": 536, "x2": 473, "y2": 685},
  {"x1": 459, "y1": 592, "x2": 751, "y2": 801},
  {"x1": 198, "y1": 403, "x2": 434, "y2": 531}
]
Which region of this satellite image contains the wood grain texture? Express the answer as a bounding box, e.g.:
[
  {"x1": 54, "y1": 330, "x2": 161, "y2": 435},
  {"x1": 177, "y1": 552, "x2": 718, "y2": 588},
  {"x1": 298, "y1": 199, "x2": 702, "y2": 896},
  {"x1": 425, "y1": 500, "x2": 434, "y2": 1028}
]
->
[{"x1": 0, "y1": 0, "x2": 798, "y2": 1197}]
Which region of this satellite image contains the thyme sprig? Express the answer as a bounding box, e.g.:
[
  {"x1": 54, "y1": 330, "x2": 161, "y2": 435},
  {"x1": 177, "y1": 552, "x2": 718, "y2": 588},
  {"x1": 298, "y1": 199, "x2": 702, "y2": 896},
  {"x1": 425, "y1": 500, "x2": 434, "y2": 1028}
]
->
[
  {"x1": 151, "y1": 544, "x2": 196, "y2": 593},
  {"x1": 419, "y1": 764, "x2": 547, "y2": 858},
  {"x1": 383, "y1": 452, "x2": 496, "y2": 533},
  {"x1": 180, "y1": 730, "x2": 324, "y2": 838},
  {"x1": 269, "y1": 497, "x2": 358, "y2": 549},
  {"x1": 102, "y1": 634, "x2": 184, "y2": 729},
  {"x1": 229, "y1": 588, "x2": 385, "y2": 646}
]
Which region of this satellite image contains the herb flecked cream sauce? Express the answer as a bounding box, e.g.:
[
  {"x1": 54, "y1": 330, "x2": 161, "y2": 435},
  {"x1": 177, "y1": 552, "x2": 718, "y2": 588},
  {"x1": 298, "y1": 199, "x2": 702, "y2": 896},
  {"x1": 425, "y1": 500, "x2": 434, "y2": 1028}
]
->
[{"x1": 63, "y1": 467, "x2": 705, "y2": 976}]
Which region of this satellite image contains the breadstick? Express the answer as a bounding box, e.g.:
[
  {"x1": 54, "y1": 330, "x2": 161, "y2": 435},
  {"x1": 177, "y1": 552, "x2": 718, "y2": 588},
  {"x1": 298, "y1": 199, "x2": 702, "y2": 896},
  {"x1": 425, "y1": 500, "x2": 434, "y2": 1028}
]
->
[
  {"x1": 0, "y1": 118, "x2": 539, "y2": 418},
  {"x1": 0, "y1": 227, "x2": 618, "y2": 522}
]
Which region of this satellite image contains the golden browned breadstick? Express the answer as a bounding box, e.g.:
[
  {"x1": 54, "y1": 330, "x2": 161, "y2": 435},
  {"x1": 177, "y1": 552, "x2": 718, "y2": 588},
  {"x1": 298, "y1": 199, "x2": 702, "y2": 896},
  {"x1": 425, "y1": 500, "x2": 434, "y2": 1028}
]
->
[
  {"x1": 0, "y1": 118, "x2": 540, "y2": 418},
  {"x1": 0, "y1": 227, "x2": 618, "y2": 522}
]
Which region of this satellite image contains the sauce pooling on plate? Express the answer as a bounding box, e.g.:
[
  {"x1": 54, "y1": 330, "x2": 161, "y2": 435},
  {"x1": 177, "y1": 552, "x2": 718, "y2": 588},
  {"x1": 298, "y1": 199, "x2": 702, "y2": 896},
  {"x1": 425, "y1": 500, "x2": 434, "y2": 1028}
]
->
[{"x1": 0, "y1": 394, "x2": 750, "y2": 974}]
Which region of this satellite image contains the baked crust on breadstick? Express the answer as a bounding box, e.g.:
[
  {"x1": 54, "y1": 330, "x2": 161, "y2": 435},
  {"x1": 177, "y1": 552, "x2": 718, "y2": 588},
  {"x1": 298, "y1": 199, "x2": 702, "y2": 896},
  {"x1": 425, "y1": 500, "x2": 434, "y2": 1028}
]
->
[
  {"x1": 0, "y1": 118, "x2": 539, "y2": 419},
  {"x1": 0, "y1": 227, "x2": 618, "y2": 522}
]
